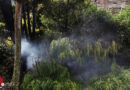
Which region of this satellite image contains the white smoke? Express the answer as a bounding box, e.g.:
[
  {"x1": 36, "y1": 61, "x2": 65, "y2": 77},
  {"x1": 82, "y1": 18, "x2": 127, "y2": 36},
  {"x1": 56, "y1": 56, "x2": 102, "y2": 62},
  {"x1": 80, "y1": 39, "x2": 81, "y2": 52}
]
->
[
  {"x1": 20, "y1": 37, "x2": 113, "y2": 83},
  {"x1": 21, "y1": 39, "x2": 42, "y2": 69}
]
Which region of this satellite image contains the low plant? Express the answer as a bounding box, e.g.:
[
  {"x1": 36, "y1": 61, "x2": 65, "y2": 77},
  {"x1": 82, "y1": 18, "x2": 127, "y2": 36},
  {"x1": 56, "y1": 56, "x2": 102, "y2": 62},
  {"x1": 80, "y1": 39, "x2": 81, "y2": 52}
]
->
[
  {"x1": 85, "y1": 63, "x2": 130, "y2": 90},
  {"x1": 21, "y1": 60, "x2": 80, "y2": 90}
]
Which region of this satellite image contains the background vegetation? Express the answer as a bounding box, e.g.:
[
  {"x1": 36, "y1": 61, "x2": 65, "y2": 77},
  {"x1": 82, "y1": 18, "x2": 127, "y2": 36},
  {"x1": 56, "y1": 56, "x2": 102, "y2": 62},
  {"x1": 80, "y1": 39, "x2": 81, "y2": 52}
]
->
[{"x1": 0, "y1": 0, "x2": 130, "y2": 90}]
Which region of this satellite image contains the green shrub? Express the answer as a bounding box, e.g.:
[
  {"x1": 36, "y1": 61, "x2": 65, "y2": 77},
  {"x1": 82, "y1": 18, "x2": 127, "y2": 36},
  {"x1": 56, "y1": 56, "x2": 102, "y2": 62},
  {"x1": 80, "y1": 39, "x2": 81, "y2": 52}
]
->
[
  {"x1": 21, "y1": 73, "x2": 34, "y2": 90},
  {"x1": 116, "y1": 6, "x2": 130, "y2": 28},
  {"x1": 34, "y1": 60, "x2": 70, "y2": 81},
  {"x1": 41, "y1": 79, "x2": 78, "y2": 90},
  {"x1": 116, "y1": 6, "x2": 130, "y2": 43},
  {"x1": 50, "y1": 38, "x2": 74, "y2": 60},
  {"x1": 0, "y1": 22, "x2": 6, "y2": 37},
  {"x1": 21, "y1": 77, "x2": 79, "y2": 90},
  {"x1": 0, "y1": 42, "x2": 13, "y2": 82},
  {"x1": 85, "y1": 65, "x2": 130, "y2": 90},
  {"x1": 0, "y1": 22, "x2": 5, "y2": 30},
  {"x1": 21, "y1": 60, "x2": 80, "y2": 90},
  {"x1": 50, "y1": 37, "x2": 120, "y2": 62}
]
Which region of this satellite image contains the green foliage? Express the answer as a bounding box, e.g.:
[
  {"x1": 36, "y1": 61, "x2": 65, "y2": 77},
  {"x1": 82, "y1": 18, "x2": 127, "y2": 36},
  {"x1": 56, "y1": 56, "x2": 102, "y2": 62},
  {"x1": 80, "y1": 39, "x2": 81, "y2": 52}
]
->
[
  {"x1": 0, "y1": 41, "x2": 11, "y2": 56},
  {"x1": 111, "y1": 62, "x2": 122, "y2": 73},
  {"x1": 0, "y1": 22, "x2": 5, "y2": 36},
  {"x1": 50, "y1": 38, "x2": 73, "y2": 59},
  {"x1": 85, "y1": 65, "x2": 130, "y2": 90},
  {"x1": 117, "y1": 6, "x2": 130, "y2": 28},
  {"x1": 41, "y1": 79, "x2": 78, "y2": 90},
  {"x1": 34, "y1": 60, "x2": 70, "y2": 81},
  {"x1": 82, "y1": 4, "x2": 115, "y2": 25},
  {"x1": 84, "y1": 43, "x2": 93, "y2": 56},
  {"x1": 116, "y1": 6, "x2": 130, "y2": 42},
  {"x1": 84, "y1": 4, "x2": 114, "y2": 24},
  {"x1": 40, "y1": 15, "x2": 57, "y2": 28},
  {"x1": 38, "y1": 0, "x2": 92, "y2": 34},
  {"x1": 96, "y1": 9, "x2": 114, "y2": 23},
  {"x1": 1, "y1": 1, "x2": 130, "y2": 89},
  {"x1": 21, "y1": 60, "x2": 80, "y2": 90},
  {"x1": 0, "y1": 42, "x2": 8, "y2": 52},
  {"x1": 40, "y1": 14, "x2": 62, "y2": 39},
  {"x1": 21, "y1": 73, "x2": 34, "y2": 90},
  {"x1": 38, "y1": 1, "x2": 120, "y2": 40},
  {"x1": 0, "y1": 41, "x2": 13, "y2": 82},
  {"x1": 0, "y1": 22, "x2": 5, "y2": 28},
  {"x1": 50, "y1": 37, "x2": 120, "y2": 62},
  {"x1": 21, "y1": 77, "x2": 79, "y2": 90}
]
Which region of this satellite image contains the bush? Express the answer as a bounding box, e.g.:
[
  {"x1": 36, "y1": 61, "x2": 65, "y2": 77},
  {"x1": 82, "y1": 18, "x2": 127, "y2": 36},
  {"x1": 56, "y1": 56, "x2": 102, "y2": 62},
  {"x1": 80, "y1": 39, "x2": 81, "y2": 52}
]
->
[
  {"x1": 50, "y1": 37, "x2": 120, "y2": 62},
  {"x1": 116, "y1": 6, "x2": 130, "y2": 43},
  {"x1": 34, "y1": 60, "x2": 70, "y2": 81},
  {"x1": 21, "y1": 60, "x2": 80, "y2": 90},
  {"x1": 0, "y1": 22, "x2": 6, "y2": 38},
  {"x1": 41, "y1": 79, "x2": 78, "y2": 90},
  {"x1": 85, "y1": 64, "x2": 130, "y2": 90},
  {"x1": 21, "y1": 77, "x2": 79, "y2": 90},
  {"x1": 50, "y1": 38, "x2": 73, "y2": 60},
  {"x1": 116, "y1": 6, "x2": 130, "y2": 28},
  {"x1": 0, "y1": 22, "x2": 5, "y2": 29},
  {"x1": 20, "y1": 74, "x2": 34, "y2": 90},
  {"x1": 0, "y1": 42, "x2": 13, "y2": 82}
]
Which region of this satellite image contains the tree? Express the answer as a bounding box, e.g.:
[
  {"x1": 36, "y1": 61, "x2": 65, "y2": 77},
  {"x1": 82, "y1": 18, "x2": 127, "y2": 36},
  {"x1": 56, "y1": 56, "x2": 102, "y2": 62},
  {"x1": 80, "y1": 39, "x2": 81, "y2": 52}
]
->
[
  {"x1": 116, "y1": 6, "x2": 130, "y2": 45},
  {"x1": 22, "y1": 2, "x2": 28, "y2": 38},
  {"x1": 27, "y1": 2, "x2": 32, "y2": 39},
  {"x1": 32, "y1": 0, "x2": 37, "y2": 39},
  {"x1": 0, "y1": 0, "x2": 15, "y2": 43},
  {"x1": 64, "y1": 0, "x2": 70, "y2": 33},
  {"x1": 11, "y1": 0, "x2": 22, "y2": 90}
]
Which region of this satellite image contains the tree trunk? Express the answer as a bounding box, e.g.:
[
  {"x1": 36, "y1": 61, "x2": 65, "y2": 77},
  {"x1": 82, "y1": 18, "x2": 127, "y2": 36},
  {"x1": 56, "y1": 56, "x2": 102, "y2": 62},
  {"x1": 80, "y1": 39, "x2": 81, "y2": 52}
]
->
[
  {"x1": 12, "y1": 2, "x2": 22, "y2": 90},
  {"x1": 27, "y1": 2, "x2": 31, "y2": 39},
  {"x1": 65, "y1": 0, "x2": 69, "y2": 33},
  {"x1": 58, "y1": 0, "x2": 63, "y2": 32},
  {"x1": 32, "y1": 0, "x2": 37, "y2": 39},
  {"x1": 22, "y1": 2, "x2": 28, "y2": 39}
]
